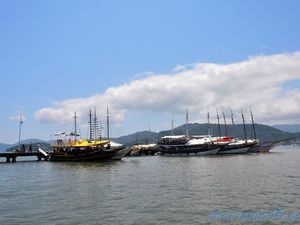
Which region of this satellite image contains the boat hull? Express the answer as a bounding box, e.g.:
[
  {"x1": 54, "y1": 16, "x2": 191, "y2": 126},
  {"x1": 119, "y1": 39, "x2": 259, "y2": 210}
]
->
[
  {"x1": 48, "y1": 147, "x2": 127, "y2": 162},
  {"x1": 159, "y1": 144, "x2": 220, "y2": 155},
  {"x1": 218, "y1": 142, "x2": 257, "y2": 154},
  {"x1": 218, "y1": 146, "x2": 250, "y2": 154},
  {"x1": 112, "y1": 147, "x2": 131, "y2": 160},
  {"x1": 248, "y1": 141, "x2": 279, "y2": 153}
]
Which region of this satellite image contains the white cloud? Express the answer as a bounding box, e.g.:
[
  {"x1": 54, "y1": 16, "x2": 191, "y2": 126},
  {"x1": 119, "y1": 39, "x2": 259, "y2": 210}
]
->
[{"x1": 35, "y1": 52, "x2": 300, "y2": 127}]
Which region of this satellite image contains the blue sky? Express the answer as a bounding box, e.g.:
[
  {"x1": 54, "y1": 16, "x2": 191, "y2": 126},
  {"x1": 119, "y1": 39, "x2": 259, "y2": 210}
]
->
[{"x1": 1, "y1": 0, "x2": 300, "y2": 143}]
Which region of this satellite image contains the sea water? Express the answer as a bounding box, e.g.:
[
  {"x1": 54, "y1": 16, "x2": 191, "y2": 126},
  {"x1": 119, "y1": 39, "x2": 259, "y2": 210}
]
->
[{"x1": 0, "y1": 146, "x2": 300, "y2": 225}]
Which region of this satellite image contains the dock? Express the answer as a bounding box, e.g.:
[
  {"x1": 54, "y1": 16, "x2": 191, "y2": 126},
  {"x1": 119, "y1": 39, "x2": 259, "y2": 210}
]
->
[{"x1": 0, "y1": 151, "x2": 49, "y2": 163}]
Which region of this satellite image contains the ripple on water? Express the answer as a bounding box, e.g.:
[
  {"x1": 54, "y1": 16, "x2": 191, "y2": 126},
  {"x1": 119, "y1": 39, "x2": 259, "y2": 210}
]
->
[{"x1": 0, "y1": 146, "x2": 300, "y2": 224}]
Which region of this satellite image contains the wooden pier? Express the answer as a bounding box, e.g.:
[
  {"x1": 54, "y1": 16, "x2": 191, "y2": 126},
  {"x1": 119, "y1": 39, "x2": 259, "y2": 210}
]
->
[{"x1": 0, "y1": 152, "x2": 49, "y2": 163}]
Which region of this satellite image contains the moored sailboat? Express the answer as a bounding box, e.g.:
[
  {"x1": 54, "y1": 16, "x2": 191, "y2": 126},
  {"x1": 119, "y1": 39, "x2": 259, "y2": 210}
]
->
[
  {"x1": 247, "y1": 108, "x2": 278, "y2": 153},
  {"x1": 158, "y1": 135, "x2": 221, "y2": 155},
  {"x1": 158, "y1": 109, "x2": 221, "y2": 155},
  {"x1": 248, "y1": 140, "x2": 280, "y2": 153},
  {"x1": 48, "y1": 110, "x2": 129, "y2": 162},
  {"x1": 217, "y1": 109, "x2": 257, "y2": 154}
]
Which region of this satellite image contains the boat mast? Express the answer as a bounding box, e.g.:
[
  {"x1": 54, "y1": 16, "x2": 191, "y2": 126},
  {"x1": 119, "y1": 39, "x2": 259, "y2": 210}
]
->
[
  {"x1": 222, "y1": 106, "x2": 228, "y2": 137},
  {"x1": 231, "y1": 109, "x2": 235, "y2": 138},
  {"x1": 106, "y1": 106, "x2": 110, "y2": 139},
  {"x1": 89, "y1": 109, "x2": 92, "y2": 140},
  {"x1": 99, "y1": 120, "x2": 103, "y2": 140},
  {"x1": 171, "y1": 113, "x2": 174, "y2": 135},
  {"x1": 74, "y1": 112, "x2": 78, "y2": 140},
  {"x1": 93, "y1": 107, "x2": 99, "y2": 140},
  {"x1": 216, "y1": 108, "x2": 221, "y2": 138},
  {"x1": 186, "y1": 108, "x2": 189, "y2": 137},
  {"x1": 241, "y1": 109, "x2": 247, "y2": 143},
  {"x1": 18, "y1": 113, "x2": 23, "y2": 148},
  {"x1": 250, "y1": 107, "x2": 257, "y2": 140},
  {"x1": 207, "y1": 110, "x2": 210, "y2": 135}
]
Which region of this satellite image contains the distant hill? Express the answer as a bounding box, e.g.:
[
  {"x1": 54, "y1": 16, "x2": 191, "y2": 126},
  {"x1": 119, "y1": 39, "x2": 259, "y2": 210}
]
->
[
  {"x1": 113, "y1": 131, "x2": 158, "y2": 147},
  {"x1": 273, "y1": 124, "x2": 300, "y2": 133},
  {"x1": 113, "y1": 123, "x2": 298, "y2": 147},
  {"x1": 11, "y1": 139, "x2": 48, "y2": 146},
  {"x1": 0, "y1": 143, "x2": 12, "y2": 152},
  {"x1": 2, "y1": 124, "x2": 299, "y2": 150},
  {"x1": 5, "y1": 139, "x2": 49, "y2": 152},
  {"x1": 169, "y1": 123, "x2": 295, "y2": 140}
]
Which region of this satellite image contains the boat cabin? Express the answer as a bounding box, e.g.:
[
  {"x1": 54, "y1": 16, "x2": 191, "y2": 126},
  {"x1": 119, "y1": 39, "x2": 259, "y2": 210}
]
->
[{"x1": 158, "y1": 135, "x2": 189, "y2": 145}]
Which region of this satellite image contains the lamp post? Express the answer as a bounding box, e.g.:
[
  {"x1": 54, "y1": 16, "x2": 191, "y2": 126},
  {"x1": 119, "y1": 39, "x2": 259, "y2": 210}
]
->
[{"x1": 18, "y1": 113, "x2": 23, "y2": 149}]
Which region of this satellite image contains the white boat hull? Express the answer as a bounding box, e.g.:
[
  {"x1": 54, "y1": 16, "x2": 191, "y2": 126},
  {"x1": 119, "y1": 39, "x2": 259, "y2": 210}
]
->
[
  {"x1": 218, "y1": 146, "x2": 250, "y2": 154},
  {"x1": 159, "y1": 145, "x2": 220, "y2": 155},
  {"x1": 185, "y1": 147, "x2": 220, "y2": 155}
]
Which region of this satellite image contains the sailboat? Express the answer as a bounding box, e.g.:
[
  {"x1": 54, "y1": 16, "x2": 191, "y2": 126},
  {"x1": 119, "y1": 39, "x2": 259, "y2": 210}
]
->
[
  {"x1": 247, "y1": 108, "x2": 278, "y2": 153},
  {"x1": 47, "y1": 109, "x2": 129, "y2": 161},
  {"x1": 217, "y1": 109, "x2": 256, "y2": 154},
  {"x1": 158, "y1": 109, "x2": 221, "y2": 155}
]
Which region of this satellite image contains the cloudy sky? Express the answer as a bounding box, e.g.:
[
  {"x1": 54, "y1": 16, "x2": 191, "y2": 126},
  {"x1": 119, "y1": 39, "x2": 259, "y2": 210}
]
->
[{"x1": 1, "y1": 0, "x2": 300, "y2": 143}]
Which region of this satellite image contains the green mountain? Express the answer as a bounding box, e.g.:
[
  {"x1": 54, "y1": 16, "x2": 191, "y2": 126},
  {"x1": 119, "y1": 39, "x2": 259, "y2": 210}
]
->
[
  {"x1": 2, "y1": 124, "x2": 299, "y2": 150},
  {"x1": 12, "y1": 139, "x2": 48, "y2": 146},
  {"x1": 273, "y1": 124, "x2": 300, "y2": 133},
  {"x1": 160, "y1": 123, "x2": 294, "y2": 141},
  {"x1": 112, "y1": 131, "x2": 158, "y2": 147},
  {"x1": 113, "y1": 123, "x2": 299, "y2": 147},
  {"x1": 5, "y1": 139, "x2": 49, "y2": 152}
]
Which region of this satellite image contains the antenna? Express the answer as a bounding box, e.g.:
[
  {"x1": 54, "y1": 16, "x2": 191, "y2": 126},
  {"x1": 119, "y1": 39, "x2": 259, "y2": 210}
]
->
[
  {"x1": 216, "y1": 108, "x2": 221, "y2": 138},
  {"x1": 241, "y1": 109, "x2": 247, "y2": 143},
  {"x1": 222, "y1": 106, "x2": 228, "y2": 137},
  {"x1": 250, "y1": 107, "x2": 257, "y2": 140},
  {"x1": 231, "y1": 109, "x2": 235, "y2": 137}
]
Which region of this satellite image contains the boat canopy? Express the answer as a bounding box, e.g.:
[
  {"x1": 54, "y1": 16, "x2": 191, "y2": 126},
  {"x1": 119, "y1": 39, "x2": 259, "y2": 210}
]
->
[
  {"x1": 130, "y1": 144, "x2": 157, "y2": 150},
  {"x1": 187, "y1": 138, "x2": 212, "y2": 145},
  {"x1": 158, "y1": 135, "x2": 188, "y2": 145},
  {"x1": 160, "y1": 135, "x2": 186, "y2": 139},
  {"x1": 52, "y1": 131, "x2": 67, "y2": 136},
  {"x1": 67, "y1": 132, "x2": 80, "y2": 136},
  {"x1": 51, "y1": 139, "x2": 110, "y2": 148},
  {"x1": 192, "y1": 135, "x2": 212, "y2": 139},
  {"x1": 51, "y1": 131, "x2": 80, "y2": 136}
]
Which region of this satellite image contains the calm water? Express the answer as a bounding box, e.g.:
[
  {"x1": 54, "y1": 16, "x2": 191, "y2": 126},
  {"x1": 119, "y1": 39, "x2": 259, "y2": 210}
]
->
[{"x1": 1, "y1": 146, "x2": 300, "y2": 225}]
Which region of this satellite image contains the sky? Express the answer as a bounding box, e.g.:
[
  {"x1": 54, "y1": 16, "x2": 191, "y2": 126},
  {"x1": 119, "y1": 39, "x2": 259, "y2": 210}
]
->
[{"x1": 1, "y1": 0, "x2": 300, "y2": 143}]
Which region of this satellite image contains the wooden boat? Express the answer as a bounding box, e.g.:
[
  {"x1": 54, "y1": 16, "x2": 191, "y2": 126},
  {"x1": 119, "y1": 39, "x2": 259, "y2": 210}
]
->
[
  {"x1": 49, "y1": 138, "x2": 128, "y2": 161},
  {"x1": 128, "y1": 144, "x2": 158, "y2": 156},
  {"x1": 248, "y1": 140, "x2": 281, "y2": 153},
  {"x1": 48, "y1": 110, "x2": 129, "y2": 161}
]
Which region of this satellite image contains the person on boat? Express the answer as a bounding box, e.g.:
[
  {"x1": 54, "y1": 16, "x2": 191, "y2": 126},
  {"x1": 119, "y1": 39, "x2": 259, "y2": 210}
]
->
[
  {"x1": 22, "y1": 144, "x2": 26, "y2": 152},
  {"x1": 29, "y1": 143, "x2": 32, "y2": 152}
]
